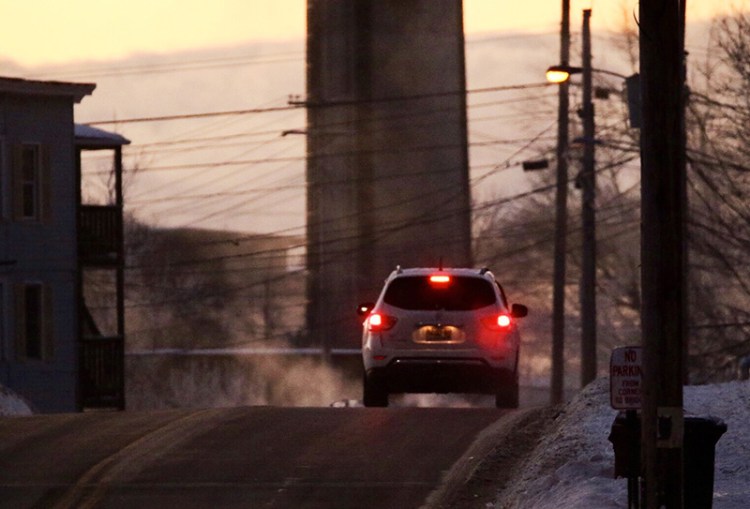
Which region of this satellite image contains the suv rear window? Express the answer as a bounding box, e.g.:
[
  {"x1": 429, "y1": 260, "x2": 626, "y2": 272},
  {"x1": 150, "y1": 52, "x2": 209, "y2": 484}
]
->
[{"x1": 383, "y1": 276, "x2": 497, "y2": 311}]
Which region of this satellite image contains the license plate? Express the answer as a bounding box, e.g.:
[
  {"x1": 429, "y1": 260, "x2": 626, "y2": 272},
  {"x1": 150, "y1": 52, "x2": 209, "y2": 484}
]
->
[{"x1": 413, "y1": 325, "x2": 465, "y2": 343}]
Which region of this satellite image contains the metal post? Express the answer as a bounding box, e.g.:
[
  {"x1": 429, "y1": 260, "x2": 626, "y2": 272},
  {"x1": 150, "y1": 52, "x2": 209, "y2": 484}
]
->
[
  {"x1": 580, "y1": 9, "x2": 597, "y2": 387},
  {"x1": 551, "y1": 0, "x2": 571, "y2": 405},
  {"x1": 115, "y1": 146, "x2": 126, "y2": 410}
]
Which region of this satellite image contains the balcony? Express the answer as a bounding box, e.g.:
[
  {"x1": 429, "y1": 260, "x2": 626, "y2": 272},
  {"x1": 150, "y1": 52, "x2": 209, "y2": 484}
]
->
[{"x1": 79, "y1": 205, "x2": 122, "y2": 265}]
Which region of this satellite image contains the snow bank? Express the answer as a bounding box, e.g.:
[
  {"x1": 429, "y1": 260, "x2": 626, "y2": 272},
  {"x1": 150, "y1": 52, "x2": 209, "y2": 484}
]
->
[
  {"x1": 0, "y1": 384, "x2": 33, "y2": 416},
  {"x1": 497, "y1": 378, "x2": 750, "y2": 509},
  {"x1": 686, "y1": 382, "x2": 750, "y2": 508}
]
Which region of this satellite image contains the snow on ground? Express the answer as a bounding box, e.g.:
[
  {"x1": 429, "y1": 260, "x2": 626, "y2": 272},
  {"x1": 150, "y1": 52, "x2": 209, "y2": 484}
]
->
[
  {"x1": 0, "y1": 384, "x2": 33, "y2": 416},
  {"x1": 1, "y1": 379, "x2": 748, "y2": 508},
  {"x1": 497, "y1": 378, "x2": 750, "y2": 509}
]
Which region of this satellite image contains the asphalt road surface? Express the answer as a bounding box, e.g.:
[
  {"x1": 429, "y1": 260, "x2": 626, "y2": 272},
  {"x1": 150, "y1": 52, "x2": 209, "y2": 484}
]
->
[{"x1": 0, "y1": 407, "x2": 508, "y2": 509}]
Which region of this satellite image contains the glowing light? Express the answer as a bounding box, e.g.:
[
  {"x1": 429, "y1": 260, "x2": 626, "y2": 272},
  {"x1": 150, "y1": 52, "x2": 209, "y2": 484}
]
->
[
  {"x1": 546, "y1": 69, "x2": 572, "y2": 83},
  {"x1": 429, "y1": 274, "x2": 451, "y2": 284},
  {"x1": 367, "y1": 313, "x2": 397, "y2": 331},
  {"x1": 498, "y1": 314, "x2": 512, "y2": 328},
  {"x1": 369, "y1": 314, "x2": 383, "y2": 327}
]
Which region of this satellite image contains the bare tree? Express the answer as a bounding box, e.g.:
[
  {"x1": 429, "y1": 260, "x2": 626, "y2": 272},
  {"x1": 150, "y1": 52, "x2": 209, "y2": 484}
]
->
[{"x1": 683, "y1": 11, "x2": 750, "y2": 381}]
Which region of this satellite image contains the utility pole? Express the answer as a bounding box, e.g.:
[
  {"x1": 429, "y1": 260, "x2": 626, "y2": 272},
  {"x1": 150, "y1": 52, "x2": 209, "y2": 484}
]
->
[
  {"x1": 551, "y1": 0, "x2": 571, "y2": 404},
  {"x1": 639, "y1": 0, "x2": 687, "y2": 506},
  {"x1": 580, "y1": 9, "x2": 597, "y2": 387}
]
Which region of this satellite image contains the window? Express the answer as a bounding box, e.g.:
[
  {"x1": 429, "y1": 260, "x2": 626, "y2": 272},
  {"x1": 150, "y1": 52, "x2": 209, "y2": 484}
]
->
[
  {"x1": 15, "y1": 283, "x2": 52, "y2": 361},
  {"x1": 0, "y1": 282, "x2": 5, "y2": 362},
  {"x1": 12, "y1": 143, "x2": 48, "y2": 222},
  {"x1": 383, "y1": 276, "x2": 497, "y2": 311},
  {"x1": 0, "y1": 140, "x2": 4, "y2": 219},
  {"x1": 18, "y1": 144, "x2": 40, "y2": 220},
  {"x1": 21, "y1": 145, "x2": 39, "y2": 218},
  {"x1": 23, "y1": 284, "x2": 42, "y2": 359}
]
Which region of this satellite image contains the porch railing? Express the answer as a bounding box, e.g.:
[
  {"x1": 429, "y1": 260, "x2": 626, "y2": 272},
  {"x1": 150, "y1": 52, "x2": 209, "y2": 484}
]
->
[
  {"x1": 79, "y1": 205, "x2": 121, "y2": 264},
  {"x1": 80, "y1": 335, "x2": 124, "y2": 409}
]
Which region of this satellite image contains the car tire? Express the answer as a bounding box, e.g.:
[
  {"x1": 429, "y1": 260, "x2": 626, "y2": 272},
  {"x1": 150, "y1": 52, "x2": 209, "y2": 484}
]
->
[{"x1": 363, "y1": 373, "x2": 388, "y2": 407}]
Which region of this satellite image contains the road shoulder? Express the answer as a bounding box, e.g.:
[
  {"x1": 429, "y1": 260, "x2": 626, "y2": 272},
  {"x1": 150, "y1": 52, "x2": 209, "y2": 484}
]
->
[{"x1": 423, "y1": 406, "x2": 563, "y2": 508}]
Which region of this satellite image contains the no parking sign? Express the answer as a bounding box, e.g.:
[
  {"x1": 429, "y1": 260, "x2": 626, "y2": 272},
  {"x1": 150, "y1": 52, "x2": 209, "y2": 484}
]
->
[{"x1": 610, "y1": 346, "x2": 643, "y2": 410}]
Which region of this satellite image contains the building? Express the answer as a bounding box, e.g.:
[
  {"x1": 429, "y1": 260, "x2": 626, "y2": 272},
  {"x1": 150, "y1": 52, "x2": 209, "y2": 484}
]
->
[
  {"x1": 76, "y1": 123, "x2": 130, "y2": 411},
  {"x1": 0, "y1": 77, "x2": 128, "y2": 412},
  {"x1": 306, "y1": 1, "x2": 472, "y2": 351}
]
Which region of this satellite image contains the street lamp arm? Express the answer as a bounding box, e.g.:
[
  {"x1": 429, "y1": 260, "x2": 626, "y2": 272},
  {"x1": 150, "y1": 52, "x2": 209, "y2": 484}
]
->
[
  {"x1": 547, "y1": 64, "x2": 630, "y2": 83},
  {"x1": 592, "y1": 68, "x2": 629, "y2": 80}
]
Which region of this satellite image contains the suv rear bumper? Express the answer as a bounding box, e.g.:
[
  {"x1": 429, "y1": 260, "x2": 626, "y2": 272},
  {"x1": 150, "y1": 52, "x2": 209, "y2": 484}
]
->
[{"x1": 365, "y1": 357, "x2": 516, "y2": 394}]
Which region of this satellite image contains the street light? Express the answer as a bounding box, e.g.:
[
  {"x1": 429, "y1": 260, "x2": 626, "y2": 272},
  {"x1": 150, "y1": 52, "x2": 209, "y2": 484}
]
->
[
  {"x1": 547, "y1": 65, "x2": 629, "y2": 84},
  {"x1": 545, "y1": 65, "x2": 583, "y2": 84},
  {"x1": 547, "y1": 9, "x2": 598, "y2": 388},
  {"x1": 546, "y1": 20, "x2": 641, "y2": 392},
  {"x1": 548, "y1": 0, "x2": 572, "y2": 406}
]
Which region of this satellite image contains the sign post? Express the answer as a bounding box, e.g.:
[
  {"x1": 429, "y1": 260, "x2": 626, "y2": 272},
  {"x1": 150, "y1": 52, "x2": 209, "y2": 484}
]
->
[{"x1": 610, "y1": 346, "x2": 643, "y2": 509}]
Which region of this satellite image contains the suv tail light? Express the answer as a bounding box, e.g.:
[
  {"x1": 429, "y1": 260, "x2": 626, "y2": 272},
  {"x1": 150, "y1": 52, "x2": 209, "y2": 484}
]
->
[
  {"x1": 366, "y1": 313, "x2": 397, "y2": 332},
  {"x1": 482, "y1": 314, "x2": 512, "y2": 330}
]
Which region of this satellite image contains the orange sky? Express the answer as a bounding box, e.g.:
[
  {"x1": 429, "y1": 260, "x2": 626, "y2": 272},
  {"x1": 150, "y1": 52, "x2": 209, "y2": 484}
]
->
[{"x1": 0, "y1": 0, "x2": 743, "y2": 67}]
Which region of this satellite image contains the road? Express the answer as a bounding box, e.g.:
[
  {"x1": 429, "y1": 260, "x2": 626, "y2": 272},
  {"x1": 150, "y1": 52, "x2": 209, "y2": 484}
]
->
[{"x1": 0, "y1": 407, "x2": 509, "y2": 509}]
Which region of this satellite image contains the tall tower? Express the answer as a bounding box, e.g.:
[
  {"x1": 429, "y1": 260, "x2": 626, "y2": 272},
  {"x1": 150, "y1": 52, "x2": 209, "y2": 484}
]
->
[{"x1": 306, "y1": 0, "x2": 472, "y2": 350}]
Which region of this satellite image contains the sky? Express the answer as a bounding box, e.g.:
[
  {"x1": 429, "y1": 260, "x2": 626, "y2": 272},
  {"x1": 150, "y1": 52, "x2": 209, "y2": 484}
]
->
[
  {"x1": 0, "y1": 0, "x2": 745, "y2": 235},
  {"x1": 1, "y1": 0, "x2": 744, "y2": 67}
]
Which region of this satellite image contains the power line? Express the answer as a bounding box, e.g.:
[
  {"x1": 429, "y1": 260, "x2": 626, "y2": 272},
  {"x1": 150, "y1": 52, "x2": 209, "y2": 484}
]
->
[
  {"x1": 111, "y1": 154, "x2": 639, "y2": 312},
  {"x1": 31, "y1": 50, "x2": 304, "y2": 81},
  {"x1": 86, "y1": 104, "x2": 299, "y2": 126},
  {"x1": 84, "y1": 82, "x2": 554, "y2": 126},
  {"x1": 128, "y1": 152, "x2": 637, "y2": 272}
]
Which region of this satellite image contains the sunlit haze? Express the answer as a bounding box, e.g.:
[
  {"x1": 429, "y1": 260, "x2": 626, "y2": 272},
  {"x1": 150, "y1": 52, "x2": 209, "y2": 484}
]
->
[
  {"x1": 1, "y1": 0, "x2": 745, "y2": 235},
  {"x1": 0, "y1": 0, "x2": 741, "y2": 66}
]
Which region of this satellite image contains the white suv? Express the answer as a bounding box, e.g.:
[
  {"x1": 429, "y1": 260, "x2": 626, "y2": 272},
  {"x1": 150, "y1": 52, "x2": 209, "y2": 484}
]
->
[{"x1": 358, "y1": 267, "x2": 527, "y2": 408}]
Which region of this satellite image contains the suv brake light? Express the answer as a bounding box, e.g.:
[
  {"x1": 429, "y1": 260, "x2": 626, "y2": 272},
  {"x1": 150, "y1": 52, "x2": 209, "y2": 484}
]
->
[
  {"x1": 429, "y1": 274, "x2": 451, "y2": 285},
  {"x1": 482, "y1": 314, "x2": 512, "y2": 330},
  {"x1": 366, "y1": 313, "x2": 397, "y2": 332}
]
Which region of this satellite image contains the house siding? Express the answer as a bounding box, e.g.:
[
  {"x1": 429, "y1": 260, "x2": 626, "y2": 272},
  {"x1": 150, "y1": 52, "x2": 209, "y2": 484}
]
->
[{"x1": 0, "y1": 92, "x2": 80, "y2": 412}]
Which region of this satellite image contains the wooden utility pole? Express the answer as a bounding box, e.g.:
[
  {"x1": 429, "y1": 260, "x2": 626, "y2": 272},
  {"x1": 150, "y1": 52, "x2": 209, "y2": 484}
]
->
[
  {"x1": 551, "y1": 0, "x2": 571, "y2": 405},
  {"x1": 639, "y1": 0, "x2": 687, "y2": 507},
  {"x1": 579, "y1": 9, "x2": 597, "y2": 388}
]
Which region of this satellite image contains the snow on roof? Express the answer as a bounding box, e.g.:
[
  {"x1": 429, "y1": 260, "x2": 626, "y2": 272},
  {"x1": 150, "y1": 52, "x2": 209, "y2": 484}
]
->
[{"x1": 75, "y1": 124, "x2": 130, "y2": 148}]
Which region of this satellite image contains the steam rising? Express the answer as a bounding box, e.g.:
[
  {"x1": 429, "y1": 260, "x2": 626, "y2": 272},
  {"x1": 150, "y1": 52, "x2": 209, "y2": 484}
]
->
[{"x1": 126, "y1": 353, "x2": 360, "y2": 409}]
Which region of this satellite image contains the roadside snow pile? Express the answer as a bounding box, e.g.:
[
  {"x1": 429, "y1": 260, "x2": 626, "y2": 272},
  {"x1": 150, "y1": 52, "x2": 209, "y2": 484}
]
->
[
  {"x1": 495, "y1": 377, "x2": 624, "y2": 508},
  {"x1": 0, "y1": 384, "x2": 33, "y2": 416},
  {"x1": 686, "y1": 381, "x2": 750, "y2": 508},
  {"x1": 496, "y1": 378, "x2": 750, "y2": 509}
]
